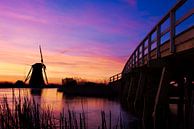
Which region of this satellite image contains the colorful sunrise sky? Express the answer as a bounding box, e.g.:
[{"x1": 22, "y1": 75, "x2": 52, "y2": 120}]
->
[{"x1": 0, "y1": 0, "x2": 193, "y2": 83}]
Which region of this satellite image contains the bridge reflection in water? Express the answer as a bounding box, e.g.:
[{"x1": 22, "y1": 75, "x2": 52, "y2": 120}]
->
[{"x1": 110, "y1": 0, "x2": 194, "y2": 129}]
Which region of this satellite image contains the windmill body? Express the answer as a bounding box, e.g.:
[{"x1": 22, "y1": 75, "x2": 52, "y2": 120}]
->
[
  {"x1": 29, "y1": 63, "x2": 45, "y2": 87},
  {"x1": 25, "y1": 46, "x2": 48, "y2": 88}
]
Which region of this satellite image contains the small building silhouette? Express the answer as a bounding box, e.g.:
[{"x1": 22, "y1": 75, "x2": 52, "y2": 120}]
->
[{"x1": 62, "y1": 78, "x2": 77, "y2": 87}]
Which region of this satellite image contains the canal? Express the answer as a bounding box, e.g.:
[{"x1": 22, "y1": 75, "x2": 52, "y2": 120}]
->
[{"x1": 0, "y1": 88, "x2": 138, "y2": 129}]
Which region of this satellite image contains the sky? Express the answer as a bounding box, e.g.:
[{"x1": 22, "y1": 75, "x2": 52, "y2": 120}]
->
[{"x1": 0, "y1": 0, "x2": 193, "y2": 84}]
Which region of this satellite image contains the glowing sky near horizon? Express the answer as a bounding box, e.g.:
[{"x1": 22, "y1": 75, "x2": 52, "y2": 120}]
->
[{"x1": 0, "y1": 0, "x2": 193, "y2": 83}]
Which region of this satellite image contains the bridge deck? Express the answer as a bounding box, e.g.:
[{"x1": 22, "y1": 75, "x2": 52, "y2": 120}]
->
[
  {"x1": 144, "y1": 26, "x2": 194, "y2": 65},
  {"x1": 110, "y1": 0, "x2": 194, "y2": 82}
]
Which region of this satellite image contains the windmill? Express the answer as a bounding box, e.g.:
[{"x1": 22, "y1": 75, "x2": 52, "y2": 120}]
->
[{"x1": 24, "y1": 46, "x2": 48, "y2": 87}]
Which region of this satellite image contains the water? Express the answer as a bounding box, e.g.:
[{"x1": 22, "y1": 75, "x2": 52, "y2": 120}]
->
[{"x1": 0, "y1": 88, "x2": 137, "y2": 129}]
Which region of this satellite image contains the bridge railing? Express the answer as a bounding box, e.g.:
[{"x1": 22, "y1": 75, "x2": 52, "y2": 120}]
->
[
  {"x1": 109, "y1": 73, "x2": 122, "y2": 83},
  {"x1": 122, "y1": 0, "x2": 193, "y2": 74}
]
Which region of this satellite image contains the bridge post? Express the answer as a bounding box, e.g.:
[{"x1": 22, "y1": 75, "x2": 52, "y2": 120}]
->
[
  {"x1": 134, "y1": 68, "x2": 147, "y2": 118},
  {"x1": 126, "y1": 75, "x2": 134, "y2": 109},
  {"x1": 142, "y1": 67, "x2": 162, "y2": 129},
  {"x1": 148, "y1": 35, "x2": 151, "y2": 63},
  {"x1": 137, "y1": 47, "x2": 140, "y2": 67},
  {"x1": 132, "y1": 54, "x2": 135, "y2": 68},
  {"x1": 120, "y1": 73, "x2": 131, "y2": 105},
  {"x1": 142, "y1": 42, "x2": 145, "y2": 65},
  {"x1": 184, "y1": 74, "x2": 193, "y2": 129},
  {"x1": 152, "y1": 66, "x2": 171, "y2": 129},
  {"x1": 176, "y1": 76, "x2": 185, "y2": 129},
  {"x1": 170, "y1": 10, "x2": 175, "y2": 53},
  {"x1": 134, "y1": 51, "x2": 137, "y2": 67},
  {"x1": 126, "y1": 71, "x2": 140, "y2": 111},
  {"x1": 156, "y1": 26, "x2": 161, "y2": 58}
]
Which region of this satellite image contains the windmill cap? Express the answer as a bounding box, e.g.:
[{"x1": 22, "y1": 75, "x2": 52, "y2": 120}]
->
[{"x1": 32, "y1": 63, "x2": 46, "y2": 68}]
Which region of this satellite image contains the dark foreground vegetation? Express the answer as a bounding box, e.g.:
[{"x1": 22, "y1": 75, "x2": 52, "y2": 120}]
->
[{"x1": 0, "y1": 96, "x2": 126, "y2": 129}]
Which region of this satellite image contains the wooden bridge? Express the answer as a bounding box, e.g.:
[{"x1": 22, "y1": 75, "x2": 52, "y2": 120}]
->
[{"x1": 109, "y1": 0, "x2": 194, "y2": 129}]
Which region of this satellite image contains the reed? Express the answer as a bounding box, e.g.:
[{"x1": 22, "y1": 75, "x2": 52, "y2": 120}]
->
[{"x1": 0, "y1": 96, "x2": 126, "y2": 129}]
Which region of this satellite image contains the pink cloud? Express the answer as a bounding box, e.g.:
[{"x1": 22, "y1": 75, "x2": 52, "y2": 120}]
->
[{"x1": 0, "y1": 0, "x2": 145, "y2": 38}]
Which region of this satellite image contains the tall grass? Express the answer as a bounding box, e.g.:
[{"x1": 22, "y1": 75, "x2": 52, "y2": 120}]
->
[{"x1": 0, "y1": 95, "x2": 125, "y2": 129}]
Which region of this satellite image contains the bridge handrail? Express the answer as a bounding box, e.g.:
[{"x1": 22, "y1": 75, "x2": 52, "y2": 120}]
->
[
  {"x1": 109, "y1": 73, "x2": 122, "y2": 82},
  {"x1": 122, "y1": 0, "x2": 193, "y2": 74}
]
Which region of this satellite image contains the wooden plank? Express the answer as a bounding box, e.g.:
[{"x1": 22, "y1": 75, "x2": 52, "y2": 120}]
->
[
  {"x1": 176, "y1": 38, "x2": 194, "y2": 52},
  {"x1": 150, "y1": 47, "x2": 157, "y2": 57},
  {"x1": 175, "y1": 26, "x2": 194, "y2": 45}
]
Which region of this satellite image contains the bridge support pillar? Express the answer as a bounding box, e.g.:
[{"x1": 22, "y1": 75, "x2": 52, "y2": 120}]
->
[
  {"x1": 142, "y1": 67, "x2": 162, "y2": 129},
  {"x1": 175, "y1": 62, "x2": 194, "y2": 129},
  {"x1": 134, "y1": 69, "x2": 147, "y2": 118},
  {"x1": 184, "y1": 75, "x2": 193, "y2": 129},
  {"x1": 120, "y1": 74, "x2": 131, "y2": 106},
  {"x1": 152, "y1": 66, "x2": 171, "y2": 129},
  {"x1": 126, "y1": 71, "x2": 139, "y2": 111}
]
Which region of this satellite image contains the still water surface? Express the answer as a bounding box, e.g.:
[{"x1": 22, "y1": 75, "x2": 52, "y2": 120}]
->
[{"x1": 0, "y1": 88, "x2": 137, "y2": 129}]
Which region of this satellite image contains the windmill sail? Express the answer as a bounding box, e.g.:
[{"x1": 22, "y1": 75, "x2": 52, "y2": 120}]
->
[
  {"x1": 24, "y1": 67, "x2": 32, "y2": 83},
  {"x1": 43, "y1": 68, "x2": 48, "y2": 84},
  {"x1": 39, "y1": 45, "x2": 43, "y2": 64}
]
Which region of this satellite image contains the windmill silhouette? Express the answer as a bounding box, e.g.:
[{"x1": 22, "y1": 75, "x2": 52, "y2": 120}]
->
[{"x1": 24, "y1": 46, "x2": 48, "y2": 87}]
